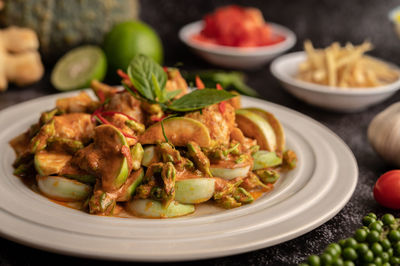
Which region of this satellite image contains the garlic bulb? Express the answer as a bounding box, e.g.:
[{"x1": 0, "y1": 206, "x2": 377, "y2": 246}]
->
[{"x1": 368, "y1": 102, "x2": 400, "y2": 167}]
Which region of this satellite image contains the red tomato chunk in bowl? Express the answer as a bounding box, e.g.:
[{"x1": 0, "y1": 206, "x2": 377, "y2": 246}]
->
[{"x1": 192, "y1": 5, "x2": 286, "y2": 47}]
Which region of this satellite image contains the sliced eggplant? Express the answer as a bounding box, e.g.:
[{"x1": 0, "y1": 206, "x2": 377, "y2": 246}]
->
[
  {"x1": 34, "y1": 151, "x2": 72, "y2": 176},
  {"x1": 174, "y1": 178, "x2": 215, "y2": 204},
  {"x1": 117, "y1": 168, "x2": 145, "y2": 202},
  {"x1": 139, "y1": 117, "x2": 211, "y2": 148},
  {"x1": 142, "y1": 145, "x2": 158, "y2": 167},
  {"x1": 210, "y1": 165, "x2": 251, "y2": 180},
  {"x1": 235, "y1": 109, "x2": 277, "y2": 152},
  {"x1": 37, "y1": 175, "x2": 92, "y2": 201},
  {"x1": 252, "y1": 150, "x2": 282, "y2": 170},
  {"x1": 127, "y1": 199, "x2": 194, "y2": 218}
]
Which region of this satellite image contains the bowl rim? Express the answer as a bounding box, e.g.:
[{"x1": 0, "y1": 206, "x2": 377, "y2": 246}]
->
[
  {"x1": 270, "y1": 51, "x2": 400, "y2": 96},
  {"x1": 178, "y1": 20, "x2": 296, "y2": 57}
]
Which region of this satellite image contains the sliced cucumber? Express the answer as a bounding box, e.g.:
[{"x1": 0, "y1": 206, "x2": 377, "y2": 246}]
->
[
  {"x1": 252, "y1": 150, "x2": 282, "y2": 170},
  {"x1": 117, "y1": 168, "x2": 145, "y2": 202},
  {"x1": 175, "y1": 178, "x2": 215, "y2": 204},
  {"x1": 37, "y1": 176, "x2": 92, "y2": 201},
  {"x1": 95, "y1": 125, "x2": 130, "y2": 191},
  {"x1": 139, "y1": 117, "x2": 211, "y2": 148},
  {"x1": 142, "y1": 145, "x2": 158, "y2": 167},
  {"x1": 51, "y1": 45, "x2": 107, "y2": 91},
  {"x1": 34, "y1": 151, "x2": 72, "y2": 176},
  {"x1": 210, "y1": 165, "x2": 251, "y2": 180},
  {"x1": 127, "y1": 199, "x2": 194, "y2": 218}
]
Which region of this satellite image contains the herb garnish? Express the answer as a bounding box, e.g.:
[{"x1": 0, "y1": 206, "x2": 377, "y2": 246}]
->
[{"x1": 125, "y1": 55, "x2": 235, "y2": 112}]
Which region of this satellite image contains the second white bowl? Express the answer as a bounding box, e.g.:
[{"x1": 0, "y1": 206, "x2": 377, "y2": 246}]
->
[
  {"x1": 270, "y1": 52, "x2": 400, "y2": 112},
  {"x1": 179, "y1": 21, "x2": 296, "y2": 69}
]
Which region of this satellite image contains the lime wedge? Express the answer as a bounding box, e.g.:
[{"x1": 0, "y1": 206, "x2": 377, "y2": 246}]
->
[{"x1": 51, "y1": 45, "x2": 107, "y2": 91}]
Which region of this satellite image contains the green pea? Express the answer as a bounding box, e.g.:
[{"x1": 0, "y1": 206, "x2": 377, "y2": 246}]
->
[
  {"x1": 308, "y1": 255, "x2": 321, "y2": 266},
  {"x1": 391, "y1": 256, "x2": 400, "y2": 264},
  {"x1": 382, "y1": 213, "x2": 396, "y2": 225},
  {"x1": 362, "y1": 250, "x2": 374, "y2": 262},
  {"x1": 344, "y1": 238, "x2": 358, "y2": 249},
  {"x1": 394, "y1": 242, "x2": 400, "y2": 256},
  {"x1": 342, "y1": 261, "x2": 354, "y2": 266},
  {"x1": 380, "y1": 239, "x2": 391, "y2": 250},
  {"x1": 354, "y1": 228, "x2": 368, "y2": 242},
  {"x1": 357, "y1": 243, "x2": 369, "y2": 255},
  {"x1": 332, "y1": 257, "x2": 344, "y2": 266},
  {"x1": 373, "y1": 257, "x2": 383, "y2": 266},
  {"x1": 389, "y1": 230, "x2": 400, "y2": 242},
  {"x1": 382, "y1": 263, "x2": 391, "y2": 266},
  {"x1": 371, "y1": 242, "x2": 383, "y2": 256},
  {"x1": 327, "y1": 243, "x2": 342, "y2": 254},
  {"x1": 299, "y1": 264, "x2": 310, "y2": 266},
  {"x1": 338, "y1": 239, "x2": 347, "y2": 247},
  {"x1": 367, "y1": 230, "x2": 380, "y2": 243},
  {"x1": 381, "y1": 252, "x2": 389, "y2": 262},
  {"x1": 362, "y1": 216, "x2": 376, "y2": 226},
  {"x1": 342, "y1": 247, "x2": 358, "y2": 261},
  {"x1": 369, "y1": 221, "x2": 383, "y2": 232},
  {"x1": 388, "y1": 248, "x2": 394, "y2": 257},
  {"x1": 320, "y1": 253, "x2": 333, "y2": 265},
  {"x1": 367, "y1": 212, "x2": 377, "y2": 219},
  {"x1": 325, "y1": 247, "x2": 339, "y2": 258}
]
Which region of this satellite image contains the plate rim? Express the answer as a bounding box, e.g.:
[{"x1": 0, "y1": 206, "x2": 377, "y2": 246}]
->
[{"x1": 0, "y1": 92, "x2": 358, "y2": 262}]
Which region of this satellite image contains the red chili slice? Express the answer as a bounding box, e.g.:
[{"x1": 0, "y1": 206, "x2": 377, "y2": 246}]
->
[
  {"x1": 196, "y1": 76, "x2": 205, "y2": 89},
  {"x1": 218, "y1": 102, "x2": 226, "y2": 113},
  {"x1": 216, "y1": 83, "x2": 223, "y2": 90},
  {"x1": 117, "y1": 69, "x2": 130, "y2": 80}
]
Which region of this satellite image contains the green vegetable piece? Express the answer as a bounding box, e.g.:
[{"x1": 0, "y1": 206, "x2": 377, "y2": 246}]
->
[
  {"x1": 142, "y1": 145, "x2": 159, "y2": 167},
  {"x1": 62, "y1": 174, "x2": 96, "y2": 184},
  {"x1": 174, "y1": 178, "x2": 215, "y2": 204},
  {"x1": 187, "y1": 141, "x2": 212, "y2": 177},
  {"x1": 37, "y1": 176, "x2": 92, "y2": 202},
  {"x1": 233, "y1": 187, "x2": 254, "y2": 204},
  {"x1": 117, "y1": 168, "x2": 145, "y2": 202},
  {"x1": 252, "y1": 150, "x2": 282, "y2": 170},
  {"x1": 89, "y1": 190, "x2": 116, "y2": 215},
  {"x1": 39, "y1": 108, "x2": 60, "y2": 125},
  {"x1": 47, "y1": 137, "x2": 84, "y2": 153},
  {"x1": 282, "y1": 150, "x2": 298, "y2": 170},
  {"x1": 130, "y1": 143, "x2": 144, "y2": 170},
  {"x1": 167, "y1": 88, "x2": 235, "y2": 112},
  {"x1": 125, "y1": 119, "x2": 145, "y2": 134},
  {"x1": 158, "y1": 142, "x2": 183, "y2": 165},
  {"x1": 216, "y1": 195, "x2": 241, "y2": 209},
  {"x1": 30, "y1": 120, "x2": 55, "y2": 153},
  {"x1": 161, "y1": 162, "x2": 176, "y2": 206},
  {"x1": 255, "y1": 169, "x2": 280, "y2": 184},
  {"x1": 34, "y1": 151, "x2": 72, "y2": 176},
  {"x1": 127, "y1": 199, "x2": 194, "y2": 218}
]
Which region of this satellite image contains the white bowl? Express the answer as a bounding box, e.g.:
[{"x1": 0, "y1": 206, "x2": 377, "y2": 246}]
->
[
  {"x1": 179, "y1": 20, "x2": 296, "y2": 69},
  {"x1": 270, "y1": 51, "x2": 400, "y2": 112}
]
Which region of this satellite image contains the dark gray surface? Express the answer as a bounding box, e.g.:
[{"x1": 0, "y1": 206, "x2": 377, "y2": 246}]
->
[{"x1": 1, "y1": 0, "x2": 400, "y2": 265}]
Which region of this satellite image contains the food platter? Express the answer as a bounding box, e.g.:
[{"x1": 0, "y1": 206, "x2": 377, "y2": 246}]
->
[{"x1": 0, "y1": 91, "x2": 357, "y2": 262}]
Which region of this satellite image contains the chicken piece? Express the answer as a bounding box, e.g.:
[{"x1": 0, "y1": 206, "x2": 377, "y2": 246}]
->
[
  {"x1": 185, "y1": 103, "x2": 236, "y2": 145},
  {"x1": 165, "y1": 68, "x2": 189, "y2": 98},
  {"x1": 56, "y1": 92, "x2": 96, "y2": 113},
  {"x1": 53, "y1": 113, "x2": 95, "y2": 143},
  {"x1": 105, "y1": 113, "x2": 141, "y2": 146},
  {"x1": 105, "y1": 91, "x2": 144, "y2": 124},
  {"x1": 227, "y1": 92, "x2": 241, "y2": 109}
]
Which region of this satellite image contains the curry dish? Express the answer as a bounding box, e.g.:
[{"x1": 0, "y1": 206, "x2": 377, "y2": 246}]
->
[{"x1": 10, "y1": 55, "x2": 297, "y2": 218}]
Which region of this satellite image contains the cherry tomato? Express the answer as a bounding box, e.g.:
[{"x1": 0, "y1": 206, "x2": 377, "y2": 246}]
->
[{"x1": 373, "y1": 170, "x2": 400, "y2": 209}]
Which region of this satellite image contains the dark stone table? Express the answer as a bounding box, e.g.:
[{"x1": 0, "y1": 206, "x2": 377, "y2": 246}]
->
[{"x1": 1, "y1": 0, "x2": 400, "y2": 265}]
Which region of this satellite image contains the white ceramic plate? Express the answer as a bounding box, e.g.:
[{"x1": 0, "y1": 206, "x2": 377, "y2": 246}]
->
[
  {"x1": 271, "y1": 51, "x2": 400, "y2": 112},
  {"x1": 179, "y1": 21, "x2": 296, "y2": 69},
  {"x1": 0, "y1": 91, "x2": 357, "y2": 262}
]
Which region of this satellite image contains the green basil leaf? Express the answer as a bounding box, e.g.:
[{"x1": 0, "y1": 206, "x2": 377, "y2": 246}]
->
[
  {"x1": 167, "y1": 89, "x2": 235, "y2": 112},
  {"x1": 164, "y1": 90, "x2": 182, "y2": 102},
  {"x1": 127, "y1": 55, "x2": 167, "y2": 101},
  {"x1": 152, "y1": 73, "x2": 164, "y2": 102}
]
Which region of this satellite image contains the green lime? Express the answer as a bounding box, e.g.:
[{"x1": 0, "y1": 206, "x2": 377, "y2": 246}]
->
[
  {"x1": 103, "y1": 20, "x2": 163, "y2": 74},
  {"x1": 51, "y1": 45, "x2": 107, "y2": 91}
]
